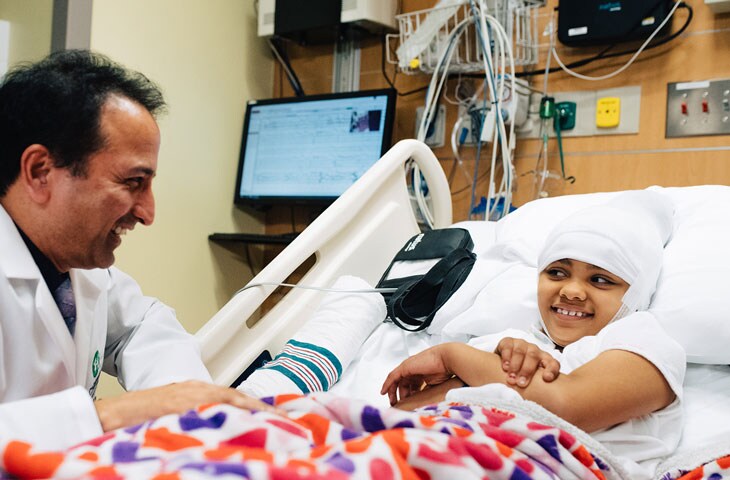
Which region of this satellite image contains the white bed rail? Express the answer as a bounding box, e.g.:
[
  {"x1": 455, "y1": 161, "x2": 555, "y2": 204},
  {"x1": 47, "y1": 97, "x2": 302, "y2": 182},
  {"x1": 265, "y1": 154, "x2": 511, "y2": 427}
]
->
[{"x1": 197, "y1": 140, "x2": 452, "y2": 387}]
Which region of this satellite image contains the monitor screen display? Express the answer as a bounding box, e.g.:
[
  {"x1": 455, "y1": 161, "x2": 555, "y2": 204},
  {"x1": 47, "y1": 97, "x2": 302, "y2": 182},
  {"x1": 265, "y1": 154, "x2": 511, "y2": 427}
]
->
[{"x1": 234, "y1": 88, "x2": 396, "y2": 206}]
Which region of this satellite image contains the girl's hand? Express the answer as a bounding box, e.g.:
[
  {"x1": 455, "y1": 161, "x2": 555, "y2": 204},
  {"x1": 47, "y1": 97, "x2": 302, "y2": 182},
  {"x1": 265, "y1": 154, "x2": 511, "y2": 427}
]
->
[
  {"x1": 495, "y1": 337, "x2": 560, "y2": 387},
  {"x1": 381, "y1": 345, "x2": 455, "y2": 406}
]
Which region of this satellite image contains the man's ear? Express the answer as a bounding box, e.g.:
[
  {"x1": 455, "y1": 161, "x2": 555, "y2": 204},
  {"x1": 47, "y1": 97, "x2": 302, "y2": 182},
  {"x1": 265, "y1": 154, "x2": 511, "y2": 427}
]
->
[{"x1": 19, "y1": 144, "x2": 55, "y2": 204}]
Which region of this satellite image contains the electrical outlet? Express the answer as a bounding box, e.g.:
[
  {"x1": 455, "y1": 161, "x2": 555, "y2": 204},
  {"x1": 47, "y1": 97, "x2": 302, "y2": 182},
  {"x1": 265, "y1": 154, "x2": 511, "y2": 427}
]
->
[
  {"x1": 596, "y1": 97, "x2": 621, "y2": 128},
  {"x1": 458, "y1": 105, "x2": 477, "y2": 145},
  {"x1": 415, "y1": 104, "x2": 446, "y2": 147}
]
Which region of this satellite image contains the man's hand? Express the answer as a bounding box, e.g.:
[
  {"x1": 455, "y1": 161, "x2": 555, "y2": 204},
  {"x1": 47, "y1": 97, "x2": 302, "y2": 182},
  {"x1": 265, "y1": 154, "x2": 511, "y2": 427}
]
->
[
  {"x1": 495, "y1": 337, "x2": 560, "y2": 387},
  {"x1": 94, "y1": 380, "x2": 281, "y2": 432}
]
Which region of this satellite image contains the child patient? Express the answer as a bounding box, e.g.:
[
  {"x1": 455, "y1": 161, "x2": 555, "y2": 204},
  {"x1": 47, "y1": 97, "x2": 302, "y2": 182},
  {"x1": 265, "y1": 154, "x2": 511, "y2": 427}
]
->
[{"x1": 381, "y1": 190, "x2": 686, "y2": 478}]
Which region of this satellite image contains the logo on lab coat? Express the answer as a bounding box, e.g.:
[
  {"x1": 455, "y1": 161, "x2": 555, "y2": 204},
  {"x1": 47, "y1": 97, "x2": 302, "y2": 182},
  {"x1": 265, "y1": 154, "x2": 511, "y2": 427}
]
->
[
  {"x1": 92, "y1": 350, "x2": 100, "y2": 378},
  {"x1": 89, "y1": 350, "x2": 101, "y2": 399}
]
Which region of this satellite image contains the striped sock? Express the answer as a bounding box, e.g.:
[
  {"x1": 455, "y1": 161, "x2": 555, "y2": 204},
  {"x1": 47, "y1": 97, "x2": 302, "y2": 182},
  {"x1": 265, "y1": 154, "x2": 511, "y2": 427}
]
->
[
  {"x1": 261, "y1": 339, "x2": 342, "y2": 393},
  {"x1": 239, "y1": 275, "x2": 385, "y2": 397}
]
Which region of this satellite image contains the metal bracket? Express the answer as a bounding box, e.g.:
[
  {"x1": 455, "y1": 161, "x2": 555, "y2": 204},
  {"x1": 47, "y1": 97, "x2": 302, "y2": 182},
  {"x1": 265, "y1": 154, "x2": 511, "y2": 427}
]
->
[{"x1": 332, "y1": 34, "x2": 360, "y2": 93}]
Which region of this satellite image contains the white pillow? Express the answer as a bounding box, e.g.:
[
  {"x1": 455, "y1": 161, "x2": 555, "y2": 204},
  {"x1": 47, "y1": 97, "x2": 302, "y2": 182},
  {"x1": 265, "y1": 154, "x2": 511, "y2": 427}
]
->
[
  {"x1": 451, "y1": 220, "x2": 498, "y2": 256},
  {"x1": 438, "y1": 186, "x2": 730, "y2": 365},
  {"x1": 440, "y1": 260, "x2": 538, "y2": 339},
  {"x1": 649, "y1": 185, "x2": 730, "y2": 364}
]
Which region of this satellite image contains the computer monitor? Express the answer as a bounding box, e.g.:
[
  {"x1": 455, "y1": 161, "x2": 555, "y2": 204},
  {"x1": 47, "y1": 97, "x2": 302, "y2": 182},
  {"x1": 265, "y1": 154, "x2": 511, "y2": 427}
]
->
[{"x1": 234, "y1": 88, "x2": 396, "y2": 207}]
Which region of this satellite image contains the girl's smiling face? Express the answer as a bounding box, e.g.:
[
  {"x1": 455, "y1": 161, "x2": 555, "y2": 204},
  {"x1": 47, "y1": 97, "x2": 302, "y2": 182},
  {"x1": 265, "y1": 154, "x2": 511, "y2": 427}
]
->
[{"x1": 538, "y1": 258, "x2": 630, "y2": 347}]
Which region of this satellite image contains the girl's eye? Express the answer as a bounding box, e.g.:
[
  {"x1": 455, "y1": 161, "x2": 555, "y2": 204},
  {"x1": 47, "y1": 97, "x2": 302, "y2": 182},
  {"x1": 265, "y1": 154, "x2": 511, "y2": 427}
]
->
[
  {"x1": 592, "y1": 275, "x2": 616, "y2": 285},
  {"x1": 546, "y1": 268, "x2": 567, "y2": 278}
]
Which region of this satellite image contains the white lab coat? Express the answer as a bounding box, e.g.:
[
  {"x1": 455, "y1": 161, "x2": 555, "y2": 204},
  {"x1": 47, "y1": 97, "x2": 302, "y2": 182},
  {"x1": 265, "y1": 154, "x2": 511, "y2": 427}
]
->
[{"x1": 0, "y1": 205, "x2": 212, "y2": 450}]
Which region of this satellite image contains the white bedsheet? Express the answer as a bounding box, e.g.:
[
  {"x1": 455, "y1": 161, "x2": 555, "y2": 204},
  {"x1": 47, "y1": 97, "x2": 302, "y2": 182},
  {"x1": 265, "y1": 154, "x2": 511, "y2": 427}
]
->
[{"x1": 329, "y1": 321, "x2": 436, "y2": 408}]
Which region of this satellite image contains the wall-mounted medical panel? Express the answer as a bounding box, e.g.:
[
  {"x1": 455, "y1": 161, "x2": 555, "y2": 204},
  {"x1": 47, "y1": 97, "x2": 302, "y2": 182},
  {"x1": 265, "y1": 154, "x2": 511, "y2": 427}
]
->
[
  {"x1": 666, "y1": 79, "x2": 730, "y2": 138},
  {"x1": 516, "y1": 86, "x2": 641, "y2": 139}
]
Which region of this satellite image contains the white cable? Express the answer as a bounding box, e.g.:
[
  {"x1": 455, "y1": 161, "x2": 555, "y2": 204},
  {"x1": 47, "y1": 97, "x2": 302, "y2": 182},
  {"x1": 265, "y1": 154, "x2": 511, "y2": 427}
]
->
[
  {"x1": 532, "y1": 13, "x2": 555, "y2": 200},
  {"x1": 475, "y1": 4, "x2": 516, "y2": 220},
  {"x1": 542, "y1": 12, "x2": 555, "y2": 96},
  {"x1": 473, "y1": 1, "x2": 501, "y2": 218},
  {"x1": 449, "y1": 115, "x2": 474, "y2": 186},
  {"x1": 552, "y1": 0, "x2": 682, "y2": 82},
  {"x1": 450, "y1": 115, "x2": 465, "y2": 182},
  {"x1": 413, "y1": 35, "x2": 452, "y2": 228},
  {"x1": 417, "y1": 19, "x2": 470, "y2": 140},
  {"x1": 492, "y1": 12, "x2": 516, "y2": 218},
  {"x1": 235, "y1": 282, "x2": 396, "y2": 297},
  {"x1": 414, "y1": 17, "x2": 472, "y2": 229}
]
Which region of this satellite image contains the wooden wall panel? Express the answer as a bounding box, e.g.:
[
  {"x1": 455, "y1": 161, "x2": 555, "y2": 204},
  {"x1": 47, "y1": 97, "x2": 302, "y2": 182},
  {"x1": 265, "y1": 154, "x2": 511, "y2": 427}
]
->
[{"x1": 268, "y1": 0, "x2": 730, "y2": 231}]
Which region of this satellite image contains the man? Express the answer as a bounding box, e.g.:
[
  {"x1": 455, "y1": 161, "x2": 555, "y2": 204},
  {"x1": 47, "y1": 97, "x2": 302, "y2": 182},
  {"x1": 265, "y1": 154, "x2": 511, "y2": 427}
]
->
[{"x1": 0, "y1": 50, "x2": 270, "y2": 450}]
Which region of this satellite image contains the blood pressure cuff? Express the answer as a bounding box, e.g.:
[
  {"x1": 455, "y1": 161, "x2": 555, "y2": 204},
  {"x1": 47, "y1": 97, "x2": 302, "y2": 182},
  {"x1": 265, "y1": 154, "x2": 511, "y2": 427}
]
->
[{"x1": 376, "y1": 228, "x2": 476, "y2": 332}]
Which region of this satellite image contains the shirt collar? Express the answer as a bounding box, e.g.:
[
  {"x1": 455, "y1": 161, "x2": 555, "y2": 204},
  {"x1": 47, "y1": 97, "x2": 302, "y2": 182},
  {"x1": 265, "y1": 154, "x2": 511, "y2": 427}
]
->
[{"x1": 16, "y1": 225, "x2": 68, "y2": 292}]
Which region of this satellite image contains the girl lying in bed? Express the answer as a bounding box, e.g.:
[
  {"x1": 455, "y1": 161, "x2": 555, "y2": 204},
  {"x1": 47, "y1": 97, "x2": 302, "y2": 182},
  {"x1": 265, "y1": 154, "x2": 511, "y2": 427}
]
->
[
  {"x1": 382, "y1": 190, "x2": 686, "y2": 477},
  {"x1": 237, "y1": 190, "x2": 685, "y2": 478}
]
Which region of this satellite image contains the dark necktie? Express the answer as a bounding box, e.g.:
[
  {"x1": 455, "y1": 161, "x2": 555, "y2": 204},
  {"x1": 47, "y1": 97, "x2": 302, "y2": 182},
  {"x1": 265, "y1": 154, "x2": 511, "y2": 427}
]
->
[{"x1": 53, "y1": 277, "x2": 76, "y2": 336}]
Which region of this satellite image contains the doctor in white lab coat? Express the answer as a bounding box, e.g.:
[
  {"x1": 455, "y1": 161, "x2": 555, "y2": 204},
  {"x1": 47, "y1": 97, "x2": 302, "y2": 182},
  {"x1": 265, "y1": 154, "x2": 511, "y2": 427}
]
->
[{"x1": 0, "y1": 50, "x2": 270, "y2": 451}]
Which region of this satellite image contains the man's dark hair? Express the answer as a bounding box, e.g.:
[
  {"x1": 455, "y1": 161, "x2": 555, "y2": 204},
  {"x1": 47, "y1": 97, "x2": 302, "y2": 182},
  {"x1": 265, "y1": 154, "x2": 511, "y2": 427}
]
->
[{"x1": 0, "y1": 49, "x2": 166, "y2": 196}]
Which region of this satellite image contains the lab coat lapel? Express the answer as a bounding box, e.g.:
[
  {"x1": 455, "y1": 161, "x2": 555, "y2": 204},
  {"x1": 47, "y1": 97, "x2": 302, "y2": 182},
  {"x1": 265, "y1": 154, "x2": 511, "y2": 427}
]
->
[
  {"x1": 70, "y1": 269, "x2": 107, "y2": 395},
  {"x1": 0, "y1": 205, "x2": 76, "y2": 381},
  {"x1": 34, "y1": 282, "x2": 76, "y2": 378}
]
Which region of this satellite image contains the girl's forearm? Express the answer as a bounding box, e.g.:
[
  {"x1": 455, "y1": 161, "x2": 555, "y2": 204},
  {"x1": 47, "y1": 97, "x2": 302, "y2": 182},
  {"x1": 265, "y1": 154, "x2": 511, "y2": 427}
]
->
[
  {"x1": 441, "y1": 343, "x2": 505, "y2": 387},
  {"x1": 441, "y1": 346, "x2": 675, "y2": 433}
]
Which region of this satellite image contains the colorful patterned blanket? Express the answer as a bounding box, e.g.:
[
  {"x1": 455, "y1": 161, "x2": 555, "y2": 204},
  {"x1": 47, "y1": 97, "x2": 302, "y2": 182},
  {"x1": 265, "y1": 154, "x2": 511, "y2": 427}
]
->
[
  {"x1": 658, "y1": 446, "x2": 730, "y2": 480},
  {"x1": 0, "y1": 392, "x2": 691, "y2": 480}
]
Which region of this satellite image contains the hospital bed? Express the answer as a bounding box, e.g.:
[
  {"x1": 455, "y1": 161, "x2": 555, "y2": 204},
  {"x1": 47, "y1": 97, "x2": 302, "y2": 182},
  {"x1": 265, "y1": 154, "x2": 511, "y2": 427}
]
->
[
  {"x1": 196, "y1": 139, "x2": 730, "y2": 478},
  {"x1": 6, "y1": 140, "x2": 728, "y2": 478}
]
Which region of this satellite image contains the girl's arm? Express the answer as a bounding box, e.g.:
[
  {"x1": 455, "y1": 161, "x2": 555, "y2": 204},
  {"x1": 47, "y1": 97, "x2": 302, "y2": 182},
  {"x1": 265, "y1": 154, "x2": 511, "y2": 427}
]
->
[
  {"x1": 443, "y1": 344, "x2": 675, "y2": 432},
  {"x1": 383, "y1": 343, "x2": 676, "y2": 432}
]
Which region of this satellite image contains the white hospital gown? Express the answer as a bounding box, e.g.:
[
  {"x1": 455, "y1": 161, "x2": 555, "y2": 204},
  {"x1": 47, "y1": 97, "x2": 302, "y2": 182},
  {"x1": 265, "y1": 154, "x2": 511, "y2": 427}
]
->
[{"x1": 463, "y1": 311, "x2": 686, "y2": 479}]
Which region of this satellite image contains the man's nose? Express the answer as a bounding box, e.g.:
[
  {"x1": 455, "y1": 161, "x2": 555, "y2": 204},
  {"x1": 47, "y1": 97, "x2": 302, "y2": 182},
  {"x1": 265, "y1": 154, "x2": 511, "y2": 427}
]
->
[{"x1": 133, "y1": 186, "x2": 155, "y2": 226}]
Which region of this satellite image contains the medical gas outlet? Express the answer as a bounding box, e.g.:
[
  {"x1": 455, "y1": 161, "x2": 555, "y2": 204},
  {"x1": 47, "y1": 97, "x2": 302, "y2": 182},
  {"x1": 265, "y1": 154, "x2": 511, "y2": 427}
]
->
[{"x1": 516, "y1": 86, "x2": 640, "y2": 139}]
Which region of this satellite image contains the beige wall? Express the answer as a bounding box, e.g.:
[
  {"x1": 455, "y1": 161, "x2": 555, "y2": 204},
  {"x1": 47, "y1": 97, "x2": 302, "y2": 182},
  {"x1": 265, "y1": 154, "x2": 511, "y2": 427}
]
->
[
  {"x1": 0, "y1": 0, "x2": 52, "y2": 66},
  {"x1": 88, "y1": 0, "x2": 272, "y2": 396}
]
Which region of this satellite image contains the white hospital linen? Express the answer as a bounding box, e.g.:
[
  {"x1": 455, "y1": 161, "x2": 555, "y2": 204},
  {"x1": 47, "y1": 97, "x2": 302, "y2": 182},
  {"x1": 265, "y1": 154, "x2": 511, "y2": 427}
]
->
[
  {"x1": 464, "y1": 311, "x2": 686, "y2": 479},
  {"x1": 240, "y1": 276, "x2": 386, "y2": 398}
]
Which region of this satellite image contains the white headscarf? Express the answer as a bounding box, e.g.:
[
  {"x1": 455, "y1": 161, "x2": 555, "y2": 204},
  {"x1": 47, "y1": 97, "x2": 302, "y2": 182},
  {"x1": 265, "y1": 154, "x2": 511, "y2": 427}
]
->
[{"x1": 537, "y1": 190, "x2": 674, "y2": 323}]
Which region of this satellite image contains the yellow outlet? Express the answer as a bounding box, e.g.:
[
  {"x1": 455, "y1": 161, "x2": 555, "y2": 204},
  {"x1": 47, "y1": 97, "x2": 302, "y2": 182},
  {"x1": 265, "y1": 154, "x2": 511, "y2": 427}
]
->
[{"x1": 596, "y1": 96, "x2": 621, "y2": 128}]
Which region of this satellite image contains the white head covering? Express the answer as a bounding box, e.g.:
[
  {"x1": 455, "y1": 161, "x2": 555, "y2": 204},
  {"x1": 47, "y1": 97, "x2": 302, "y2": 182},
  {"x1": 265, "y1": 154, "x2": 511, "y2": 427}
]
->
[{"x1": 537, "y1": 190, "x2": 674, "y2": 323}]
